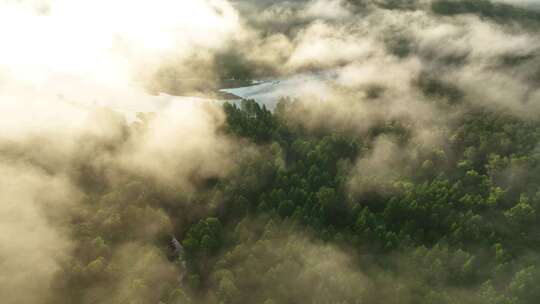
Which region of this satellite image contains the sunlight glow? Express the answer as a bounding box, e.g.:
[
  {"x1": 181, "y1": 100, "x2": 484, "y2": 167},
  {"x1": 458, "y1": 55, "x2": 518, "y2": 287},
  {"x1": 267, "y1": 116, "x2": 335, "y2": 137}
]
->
[{"x1": 0, "y1": 0, "x2": 240, "y2": 86}]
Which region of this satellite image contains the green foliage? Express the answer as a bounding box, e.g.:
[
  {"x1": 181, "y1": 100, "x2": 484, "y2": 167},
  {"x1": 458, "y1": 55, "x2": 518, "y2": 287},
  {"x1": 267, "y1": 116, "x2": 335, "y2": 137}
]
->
[
  {"x1": 432, "y1": 0, "x2": 540, "y2": 25},
  {"x1": 182, "y1": 217, "x2": 223, "y2": 258},
  {"x1": 50, "y1": 95, "x2": 540, "y2": 304},
  {"x1": 198, "y1": 98, "x2": 540, "y2": 304},
  {"x1": 223, "y1": 100, "x2": 276, "y2": 143}
]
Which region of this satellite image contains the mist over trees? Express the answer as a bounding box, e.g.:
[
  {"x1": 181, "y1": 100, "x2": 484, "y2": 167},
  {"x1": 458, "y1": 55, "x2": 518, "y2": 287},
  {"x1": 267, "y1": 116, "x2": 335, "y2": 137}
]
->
[{"x1": 2, "y1": 0, "x2": 540, "y2": 304}]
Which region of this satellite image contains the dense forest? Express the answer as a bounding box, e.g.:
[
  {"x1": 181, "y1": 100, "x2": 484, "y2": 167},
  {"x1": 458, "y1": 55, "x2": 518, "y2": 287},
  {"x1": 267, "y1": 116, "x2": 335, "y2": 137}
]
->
[
  {"x1": 42, "y1": 95, "x2": 540, "y2": 304},
  {"x1": 2, "y1": 0, "x2": 540, "y2": 303}
]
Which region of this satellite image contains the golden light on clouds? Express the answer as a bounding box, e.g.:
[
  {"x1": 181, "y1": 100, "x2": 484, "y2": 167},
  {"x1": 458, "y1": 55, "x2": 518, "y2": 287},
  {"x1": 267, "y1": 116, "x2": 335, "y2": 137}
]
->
[{"x1": 0, "y1": 0, "x2": 240, "y2": 86}]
